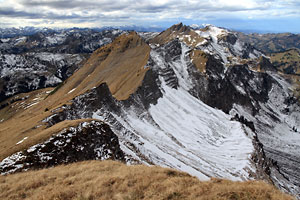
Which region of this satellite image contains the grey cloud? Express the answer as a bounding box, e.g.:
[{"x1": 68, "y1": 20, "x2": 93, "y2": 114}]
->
[
  {"x1": 16, "y1": 0, "x2": 273, "y2": 14},
  {"x1": 0, "y1": 6, "x2": 122, "y2": 22},
  {"x1": 19, "y1": 0, "x2": 134, "y2": 11},
  {"x1": 0, "y1": 7, "x2": 43, "y2": 18},
  {"x1": 1, "y1": 0, "x2": 300, "y2": 27},
  {"x1": 136, "y1": 5, "x2": 171, "y2": 13}
]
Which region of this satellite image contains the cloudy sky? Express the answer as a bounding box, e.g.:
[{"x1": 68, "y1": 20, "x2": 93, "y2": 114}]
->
[{"x1": 0, "y1": 0, "x2": 299, "y2": 33}]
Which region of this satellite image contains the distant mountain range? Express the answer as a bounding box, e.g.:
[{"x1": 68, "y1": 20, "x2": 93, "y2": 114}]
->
[
  {"x1": 0, "y1": 26, "x2": 165, "y2": 38},
  {"x1": 236, "y1": 32, "x2": 300, "y2": 53}
]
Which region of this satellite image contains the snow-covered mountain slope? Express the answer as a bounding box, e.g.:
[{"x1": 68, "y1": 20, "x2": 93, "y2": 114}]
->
[
  {"x1": 193, "y1": 25, "x2": 262, "y2": 64},
  {"x1": 231, "y1": 72, "x2": 300, "y2": 195},
  {"x1": 0, "y1": 27, "x2": 54, "y2": 38},
  {"x1": 90, "y1": 43, "x2": 255, "y2": 181},
  {"x1": 151, "y1": 23, "x2": 262, "y2": 66},
  {"x1": 0, "y1": 24, "x2": 299, "y2": 199},
  {"x1": 37, "y1": 30, "x2": 266, "y2": 180}
]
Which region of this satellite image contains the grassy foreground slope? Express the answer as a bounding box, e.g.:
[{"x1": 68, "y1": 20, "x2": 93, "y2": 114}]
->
[{"x1": 0, "y1": 160, "x2": 293, "y2": 200}]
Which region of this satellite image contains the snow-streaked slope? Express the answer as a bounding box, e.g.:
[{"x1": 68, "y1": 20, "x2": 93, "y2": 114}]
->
[
  {"x1": 194, "y1": 25, "x2": 262, "y2": 64},
  {"x1": 92, "y1": 42, "x2": 255, "y2": 181},
  {"x1": 230, "y1": 72, "x2": 300, "y2": 196}
]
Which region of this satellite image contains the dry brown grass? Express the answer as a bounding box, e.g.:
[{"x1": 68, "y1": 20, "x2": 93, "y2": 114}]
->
[
  {"x1": 269, "y1": 49, "x2": 300, "y2": 74},
  {"x1": 190, "y1": 50, "x2": 208, "y2": 73},
  {"x1": 0, "y1": 88, "x2": 53, "y2": 122},
  {"x1": 0, "y1": 160, "x2": 294, "y2": 200}
]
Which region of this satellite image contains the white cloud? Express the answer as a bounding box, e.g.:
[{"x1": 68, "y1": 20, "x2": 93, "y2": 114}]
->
[{"x1": 0, "y1": 0, "x2": 299, "y2": 28}]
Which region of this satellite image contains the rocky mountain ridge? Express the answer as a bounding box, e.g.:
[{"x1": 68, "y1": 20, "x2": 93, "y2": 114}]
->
[{"x1": 0, "y1": 23, "x2": 299, "y2": 199}]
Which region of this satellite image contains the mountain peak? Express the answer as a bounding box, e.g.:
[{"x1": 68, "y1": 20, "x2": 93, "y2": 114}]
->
[
  {"x1": 51, "y1": 31, "x2": 151, "y2": 102},
  {"x1": 150, "y1": 23, "x2": 194, "y2": 45},
  {"x1": 169, "y1": 22, "x2": 190, "y2": 33}
]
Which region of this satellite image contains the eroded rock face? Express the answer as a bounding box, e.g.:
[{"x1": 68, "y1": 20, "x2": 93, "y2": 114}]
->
[{"x1": 0, "y1": 120, "x2": 125, "y2": 174}]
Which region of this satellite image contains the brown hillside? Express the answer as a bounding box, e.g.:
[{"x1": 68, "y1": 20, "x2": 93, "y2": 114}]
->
[
  {"x1": 0, "y1": 160, "x2": 293, "y2": 200},
  {"x1": 269, "y1": 49, "x2": 300, "y2": 75},
  {"x1": 190, "y1": 50, "x2": 208, "y2": 73},
  {"x1": 0, "y1": 32, "x2": 150, "y2": 161},
  {"x1": 49, "y1": 31, "x2": 151, "y2": 102}
]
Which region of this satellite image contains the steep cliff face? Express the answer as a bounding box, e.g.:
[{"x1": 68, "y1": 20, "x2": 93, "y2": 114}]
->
[{"x1": 0, "y1": 24, "x2": 299, "y2": 198}]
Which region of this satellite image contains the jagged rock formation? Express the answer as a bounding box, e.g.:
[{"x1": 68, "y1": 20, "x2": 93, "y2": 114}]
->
[{"x1": 0, "y1": 24, "x2": 299, "y2": 199}]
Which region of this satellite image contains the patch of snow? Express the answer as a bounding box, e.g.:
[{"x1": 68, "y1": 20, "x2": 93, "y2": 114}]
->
[
  {"x1": 235, "y1": 85, "x2": 247, "y2": 95},
  {"x1": 190, "y1": 24, "x2": 200, "y2": 29},
  {"x1": 14, "y1": 36, "x2": 26, "y2": 45},
  {"x1": 24, "y1": 102, "x2": 39, "y2": 109},
  {"x1": 45, "y1": 34, "x2": 66, "y2": 45},
  {"x1": 68, "y1": 88, "x2": 76, "y2": 94},
  {"x1": 45, "y1": 76, "x2": 61, "y2": 86},
  {"x1": 0, "y1": 152, "x2": 25, "y2": 174},
  {"x1": 1, "y1": 38, "x2": 10, "y2": 43},
  {"x1": 195, "y1": 39, "x2": 208, "y2": 47},
  {"x1": 16, "y1": 137, "x2": 28, "y2": 145}
]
